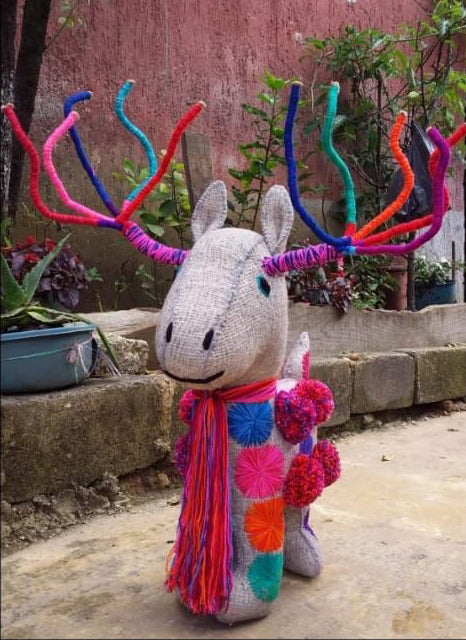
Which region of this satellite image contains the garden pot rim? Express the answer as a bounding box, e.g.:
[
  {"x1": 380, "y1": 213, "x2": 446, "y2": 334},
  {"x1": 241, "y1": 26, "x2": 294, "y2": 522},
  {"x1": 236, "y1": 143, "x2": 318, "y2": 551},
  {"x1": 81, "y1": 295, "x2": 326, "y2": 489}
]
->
[
  {"x1": 415, "y1": 279, "x2": 456, "y2": 291},
  {"x1": 1, "y1": 321, "x2": 96, "y2": 342}
]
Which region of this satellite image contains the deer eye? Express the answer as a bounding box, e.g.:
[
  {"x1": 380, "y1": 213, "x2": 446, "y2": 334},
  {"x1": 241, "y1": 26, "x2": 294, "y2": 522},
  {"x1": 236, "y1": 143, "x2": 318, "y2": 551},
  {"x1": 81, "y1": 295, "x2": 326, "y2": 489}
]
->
[{"x1": 256, "y1": 275, "x2": 271, "y2": 297}]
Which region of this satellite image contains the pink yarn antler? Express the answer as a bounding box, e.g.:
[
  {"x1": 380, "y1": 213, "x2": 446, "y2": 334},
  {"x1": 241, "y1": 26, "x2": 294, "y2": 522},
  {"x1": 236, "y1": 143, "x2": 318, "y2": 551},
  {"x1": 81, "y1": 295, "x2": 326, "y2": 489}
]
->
[{"x1": 42, "y1": 111, "x2": 113, "y2": 224}]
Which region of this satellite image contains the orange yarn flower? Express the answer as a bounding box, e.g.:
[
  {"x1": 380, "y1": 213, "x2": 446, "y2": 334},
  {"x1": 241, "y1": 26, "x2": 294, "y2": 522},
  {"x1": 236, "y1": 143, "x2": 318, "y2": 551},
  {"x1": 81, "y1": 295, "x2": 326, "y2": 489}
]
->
[{"x1": 244, "y1": 497, "x2": 284, "y2": 552}]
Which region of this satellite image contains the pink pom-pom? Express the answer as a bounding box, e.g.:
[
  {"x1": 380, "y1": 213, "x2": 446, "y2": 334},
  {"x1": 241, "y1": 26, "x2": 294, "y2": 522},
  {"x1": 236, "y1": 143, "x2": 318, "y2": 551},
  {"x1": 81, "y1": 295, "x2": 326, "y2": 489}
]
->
[
  {"x1": 275, "y1": 383, "x2": 317, "y2": 444},
  {"x1": 313, "y1": 439, "x2": 341, "y2": 487},
  {"x1": 283, "y1": 453, "x2": 325, "y2": 507},
  {"x1": 297, "y1": 379, "x2": 334, "y2": 425},
  {"x1": 178, "y1": 390, "x2": 196, "y2": 425},
  {"x1": 173, "y1": 432, "x2": 190, "y2": 478}
]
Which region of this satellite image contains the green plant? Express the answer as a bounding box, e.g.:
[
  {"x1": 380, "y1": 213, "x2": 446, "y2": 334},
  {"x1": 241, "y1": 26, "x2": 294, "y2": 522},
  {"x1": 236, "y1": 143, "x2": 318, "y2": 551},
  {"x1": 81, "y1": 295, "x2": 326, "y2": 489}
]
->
[
  {"x1": 3, "y1": 235, "x2": 90, "y2": 309},
  {"x1": 301, "y1": 0, "x2": 466, "y2": 227},
  {"x1": 135, "y1": 264, "x2": 158, "y2": 304},
  {"x1": 227, "y1": 71, "x2": 296, "y2": 229},
  {"x1": 414, "y1": 255, "x2": 453, "y2": 288},
  {"x1": 113, "y1": 155, "x2": 191, "y2": 248},
  {"x1": 1, "y1": 233, "x2": 119, "y2": 368},
  {"x1": 345, "y1": 255, "x2": 398, "y2": 310}
]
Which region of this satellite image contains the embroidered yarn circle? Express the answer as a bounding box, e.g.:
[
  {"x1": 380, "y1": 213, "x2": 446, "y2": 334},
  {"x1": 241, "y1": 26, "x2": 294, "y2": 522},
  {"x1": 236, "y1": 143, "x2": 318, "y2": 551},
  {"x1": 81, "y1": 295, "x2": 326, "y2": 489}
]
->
[
  {"x1": 244, "y1": 497, "x2": 284, "y2": 552},
  {"x1": 227, "y1": 401, "x2": 273, "y2": 446},
  {"x1": 247, "y1": 552, "x2": 283, "y2": 602},
  {"x1": 235, "y1": 445, "x2": 284, "y2": 499}
]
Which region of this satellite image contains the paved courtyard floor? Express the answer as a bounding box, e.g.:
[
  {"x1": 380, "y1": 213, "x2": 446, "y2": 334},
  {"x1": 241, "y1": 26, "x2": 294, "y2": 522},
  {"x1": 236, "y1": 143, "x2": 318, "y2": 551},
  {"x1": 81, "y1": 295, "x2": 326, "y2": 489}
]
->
[{"x1": 2, "y1": 412, "x2": 465, "y2": 639}]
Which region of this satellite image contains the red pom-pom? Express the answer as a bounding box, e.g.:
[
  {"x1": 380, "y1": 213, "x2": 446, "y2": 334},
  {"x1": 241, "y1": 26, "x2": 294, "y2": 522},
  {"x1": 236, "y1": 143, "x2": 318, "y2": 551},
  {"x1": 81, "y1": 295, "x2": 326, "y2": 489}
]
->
[
  {"x1": 178, "y1": 390, "x2": 196, "y2": 425},
  {"x1": 297, "y1": 379, "x2": 334, "y2": 425},
  {"x1": 283, "y1": 453, "x2": 325, "y2": 507},
  {"x1": 313, "y1": 440, "x2": 341, "y2": 487},
  {"x1": 275, "y1": 383, "x2": 317, "y2": 444},
  {"x1": 173, "y1": 432, "x2": 190, "y2": 478}
]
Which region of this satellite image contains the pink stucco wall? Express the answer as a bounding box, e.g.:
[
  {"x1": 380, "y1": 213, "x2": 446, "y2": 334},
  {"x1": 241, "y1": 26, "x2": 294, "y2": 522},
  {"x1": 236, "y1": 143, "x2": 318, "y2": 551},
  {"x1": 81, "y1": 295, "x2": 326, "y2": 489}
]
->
[
  {"x1": 14, "y1": 0, "x2": 464, "y2": 310},
  {"x1": 31, "y1": 0, "x2": 430, "y2": 183}
]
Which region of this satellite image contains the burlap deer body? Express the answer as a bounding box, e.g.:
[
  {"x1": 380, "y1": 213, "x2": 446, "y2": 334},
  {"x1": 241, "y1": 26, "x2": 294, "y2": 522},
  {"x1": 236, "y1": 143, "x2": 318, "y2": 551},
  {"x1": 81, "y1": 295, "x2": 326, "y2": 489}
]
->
[{"x1": 3, "y1": 78, "x2": 463, "y2": 624}]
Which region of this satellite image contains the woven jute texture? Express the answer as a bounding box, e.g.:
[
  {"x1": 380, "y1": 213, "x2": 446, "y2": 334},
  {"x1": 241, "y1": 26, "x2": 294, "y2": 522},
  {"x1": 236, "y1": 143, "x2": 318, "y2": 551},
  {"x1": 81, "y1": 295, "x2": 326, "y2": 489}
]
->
[{"x1": 156, "y1": 183, "x2": 323, "y2": 623}]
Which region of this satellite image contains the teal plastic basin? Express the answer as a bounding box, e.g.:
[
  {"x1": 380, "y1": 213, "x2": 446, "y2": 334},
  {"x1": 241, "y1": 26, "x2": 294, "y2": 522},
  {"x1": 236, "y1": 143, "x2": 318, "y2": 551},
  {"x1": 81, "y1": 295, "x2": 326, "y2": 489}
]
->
[
  {"x1": 415, "y1": 280, "x2": 457, "y2": 310},
  {"x1": 1, "y1": 322, "x2": 97, "y2": 394}
]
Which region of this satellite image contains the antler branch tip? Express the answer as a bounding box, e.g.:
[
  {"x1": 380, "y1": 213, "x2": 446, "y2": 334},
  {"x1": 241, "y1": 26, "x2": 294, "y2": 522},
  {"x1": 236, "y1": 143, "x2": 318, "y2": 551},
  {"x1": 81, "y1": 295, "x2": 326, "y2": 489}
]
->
[
  {"x1": 127, "y1": 79, "x2": 135, "y2": 84},
  {"x1": 2, "y1": 103, "x2": 14, "y2": 111},
  {"x1": 199, "y1": 100, "x2": 207, "y2": 108},
  {"x1": 291, "y1": 80, "x2": 303, "y2": 87},
  {"x1": 331, "y1": 81, "x2": 340, "y2": 89}
]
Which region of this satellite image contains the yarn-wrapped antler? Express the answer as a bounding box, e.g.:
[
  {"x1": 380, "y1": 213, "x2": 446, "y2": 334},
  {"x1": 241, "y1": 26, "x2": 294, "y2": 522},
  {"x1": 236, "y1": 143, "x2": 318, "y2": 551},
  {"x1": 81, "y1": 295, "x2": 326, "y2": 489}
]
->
[
  {"x1": 2, "y1": 87, "x2": 205, "y2": 266},
  {"x1": 264, "y1": 81, "x2": 465, "y2": 276}
]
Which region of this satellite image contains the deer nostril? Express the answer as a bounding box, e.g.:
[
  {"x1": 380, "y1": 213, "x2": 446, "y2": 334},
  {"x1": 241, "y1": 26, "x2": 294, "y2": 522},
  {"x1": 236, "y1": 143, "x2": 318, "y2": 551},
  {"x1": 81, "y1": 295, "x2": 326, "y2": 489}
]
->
[
  {"x1": 166, "y1": 322, "x2": 173, "y2": 343},
  {"x1": 203, "y1": 329, "x2": 214, "y2": 350}
]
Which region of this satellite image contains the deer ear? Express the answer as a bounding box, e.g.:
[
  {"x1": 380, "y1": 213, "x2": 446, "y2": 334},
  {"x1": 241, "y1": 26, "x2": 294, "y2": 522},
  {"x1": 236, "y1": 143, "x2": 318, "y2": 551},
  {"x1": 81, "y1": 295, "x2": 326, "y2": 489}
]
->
[
  {"x1": 261, "y1": 185, "x2": 294, "y2": 254},
  {"x1": 191, "y1": 181, "x2": 228, "y2": 241}
]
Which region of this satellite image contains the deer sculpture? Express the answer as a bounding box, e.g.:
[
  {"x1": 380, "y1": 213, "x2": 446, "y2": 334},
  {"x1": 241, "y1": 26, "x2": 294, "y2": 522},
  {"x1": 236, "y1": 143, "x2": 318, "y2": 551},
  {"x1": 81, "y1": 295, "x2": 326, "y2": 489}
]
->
[{"x1": 3, "y1": 79, "x2": 464, "y2": 624}]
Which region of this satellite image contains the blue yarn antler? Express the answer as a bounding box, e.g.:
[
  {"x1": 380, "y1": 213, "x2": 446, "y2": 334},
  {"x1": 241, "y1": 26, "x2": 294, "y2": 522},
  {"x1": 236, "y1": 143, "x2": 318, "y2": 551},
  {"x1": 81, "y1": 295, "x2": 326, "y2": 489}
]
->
[
  {"x1": 64, "y1": 91, "x2": 119, "y2": 216},
  {"x1": 284, "y1": 82, "x2": 351, "y2": 249},
  {"x1": 115, "y1": 80, "x2": 158, "y2": 203}
]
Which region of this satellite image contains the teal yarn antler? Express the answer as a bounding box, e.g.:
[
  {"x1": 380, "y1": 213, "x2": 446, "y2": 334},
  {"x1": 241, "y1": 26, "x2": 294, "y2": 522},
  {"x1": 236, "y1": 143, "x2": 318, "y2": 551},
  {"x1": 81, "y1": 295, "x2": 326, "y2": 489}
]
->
[
  {"x1": 115, "y1": 80, "x2": 158, "y2": 203},
  {"x1": 321, "y1": 82, "x2": 357, "y2": 234}
]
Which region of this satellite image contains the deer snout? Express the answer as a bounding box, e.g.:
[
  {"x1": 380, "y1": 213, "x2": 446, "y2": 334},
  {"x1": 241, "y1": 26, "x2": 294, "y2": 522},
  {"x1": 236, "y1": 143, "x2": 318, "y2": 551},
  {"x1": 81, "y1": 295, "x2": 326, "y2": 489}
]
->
[{"x1": 164, "y1": 321, "x2": 215, "y2": 351}]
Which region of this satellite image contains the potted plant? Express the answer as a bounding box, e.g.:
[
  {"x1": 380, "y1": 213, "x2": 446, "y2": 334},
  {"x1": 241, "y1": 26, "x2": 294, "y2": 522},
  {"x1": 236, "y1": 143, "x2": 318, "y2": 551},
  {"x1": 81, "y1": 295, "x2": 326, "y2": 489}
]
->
[
  {"x1": 414, "y1": 255, "x2": 456, "y2": 310},
  {"x1": 1, "y1": 233, "x2": 117, "y2": 393}
]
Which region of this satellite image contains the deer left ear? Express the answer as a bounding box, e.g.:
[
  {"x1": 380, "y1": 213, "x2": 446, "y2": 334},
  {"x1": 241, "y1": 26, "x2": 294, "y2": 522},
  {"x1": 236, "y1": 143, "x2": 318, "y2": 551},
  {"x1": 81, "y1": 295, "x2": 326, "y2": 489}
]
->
[
  {"x1": 261, "y1": 185, "x2": 294, "y2": 254},
  {"x1": 191, "y1": 181, "x2": 228, "y2": 242}
]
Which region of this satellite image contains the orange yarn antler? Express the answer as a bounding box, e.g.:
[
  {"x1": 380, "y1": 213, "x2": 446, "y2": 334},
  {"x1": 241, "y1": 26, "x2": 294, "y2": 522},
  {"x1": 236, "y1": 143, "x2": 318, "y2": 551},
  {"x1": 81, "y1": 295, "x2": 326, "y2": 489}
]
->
[{"x1": 353, "y1": 112, "x2": 413, "y2": 241}]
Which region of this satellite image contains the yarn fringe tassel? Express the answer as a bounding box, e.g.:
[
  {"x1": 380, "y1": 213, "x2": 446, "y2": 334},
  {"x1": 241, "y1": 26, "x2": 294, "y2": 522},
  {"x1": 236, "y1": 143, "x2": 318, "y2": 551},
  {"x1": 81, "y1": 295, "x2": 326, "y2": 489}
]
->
[{"x1": 165, "y1": 378, "x2": 277, "y2": 615}]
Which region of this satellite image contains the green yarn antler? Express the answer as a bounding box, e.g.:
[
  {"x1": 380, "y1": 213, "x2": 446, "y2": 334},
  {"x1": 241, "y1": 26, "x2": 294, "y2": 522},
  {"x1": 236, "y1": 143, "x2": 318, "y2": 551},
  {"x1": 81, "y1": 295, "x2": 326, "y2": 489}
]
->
[
  {"x1": 115, "y1": 80, "x2": 158, "y2": 202},
  {"x1": 321, "y1": 82, "x2": 357, "y2": 231}
]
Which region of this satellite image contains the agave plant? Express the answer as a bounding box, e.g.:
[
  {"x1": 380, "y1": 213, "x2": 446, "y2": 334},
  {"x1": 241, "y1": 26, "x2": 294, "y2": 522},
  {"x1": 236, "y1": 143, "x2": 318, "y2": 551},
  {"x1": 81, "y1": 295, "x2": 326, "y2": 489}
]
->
[
  {"x1": 1, "y1": 233, "x2": 119, "y2": 370},
  {"x1": 1, "y1": 234, "x2": 75, "y2": 332}
]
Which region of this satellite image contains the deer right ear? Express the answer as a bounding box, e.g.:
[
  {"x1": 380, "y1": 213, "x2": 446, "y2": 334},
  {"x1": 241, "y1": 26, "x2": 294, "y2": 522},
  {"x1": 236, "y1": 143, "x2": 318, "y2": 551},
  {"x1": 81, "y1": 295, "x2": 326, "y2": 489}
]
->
[
  {"x1": 191, "y1": 181, "x2": 228, "y2": 241},
  {"x1": 261, "y1": 185, "x2": 294, "y2": 254}
]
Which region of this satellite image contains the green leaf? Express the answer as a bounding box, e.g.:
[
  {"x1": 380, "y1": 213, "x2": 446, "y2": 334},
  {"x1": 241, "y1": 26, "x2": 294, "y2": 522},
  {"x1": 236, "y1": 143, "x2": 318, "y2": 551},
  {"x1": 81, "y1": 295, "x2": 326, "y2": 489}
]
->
[
  {"x1": 26, "y1": 309, "x2": 68, "y2": 325},
  {"x1": 1, "y1": 254, "x2": 27, "y2": 311},
  {"x1": 159, "y1": 200, "x2": 176, "y2": 216},
  {"x1": 22, "y1": 234, "x2": 71, "y2": 305},
  {"x1": 257, "y1": 92, "x2": 275, "y2": 105},
  {"x1": 145, "y1": 223, "x2": 165, "y2": 237},
  {"x1": 333, "y1": 114, "x2": 347, "y2": 131}
]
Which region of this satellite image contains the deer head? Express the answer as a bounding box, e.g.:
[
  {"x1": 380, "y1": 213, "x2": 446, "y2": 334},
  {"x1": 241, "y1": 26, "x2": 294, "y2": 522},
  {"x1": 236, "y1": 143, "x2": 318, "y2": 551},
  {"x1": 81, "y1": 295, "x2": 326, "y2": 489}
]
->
[{"x1": 156, "y1": 181, "x2": 294, "y2": 389}]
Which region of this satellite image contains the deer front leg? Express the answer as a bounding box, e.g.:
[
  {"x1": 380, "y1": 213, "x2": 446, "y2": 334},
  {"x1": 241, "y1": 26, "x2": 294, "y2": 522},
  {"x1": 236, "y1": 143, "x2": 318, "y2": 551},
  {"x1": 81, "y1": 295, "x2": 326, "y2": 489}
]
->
[{"x1": 216, "y1": 435, "x2": 286, "y2": 624}]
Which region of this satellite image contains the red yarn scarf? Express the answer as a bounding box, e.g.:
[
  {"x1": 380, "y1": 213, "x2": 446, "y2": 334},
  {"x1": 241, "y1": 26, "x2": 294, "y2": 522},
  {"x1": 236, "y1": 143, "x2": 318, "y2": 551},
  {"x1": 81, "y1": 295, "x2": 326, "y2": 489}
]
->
[{"x1": 165, "y1": 377, "x2": 277, "y2": 615}]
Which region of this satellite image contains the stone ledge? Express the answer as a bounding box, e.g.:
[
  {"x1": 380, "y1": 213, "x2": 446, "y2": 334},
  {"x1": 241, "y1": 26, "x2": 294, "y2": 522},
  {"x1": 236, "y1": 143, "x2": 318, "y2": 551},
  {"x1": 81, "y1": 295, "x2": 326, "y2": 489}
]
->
[
  {"x1": 349, "y1": 352, "x2": 415, "y2": 414},
  {"x1": 1, "y1": 374, "x2": 174, "y2": 503},
  {"x1": 397, "y1": 346, "x2": 466, "y2": 404},
  {"x1": 310, "y1": 357, "x2": 352, "y2": 427}
]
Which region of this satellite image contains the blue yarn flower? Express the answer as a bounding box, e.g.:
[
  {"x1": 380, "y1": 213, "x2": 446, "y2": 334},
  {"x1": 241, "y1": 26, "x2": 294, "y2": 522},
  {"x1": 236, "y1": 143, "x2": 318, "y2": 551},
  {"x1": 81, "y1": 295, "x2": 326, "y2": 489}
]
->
[
  {"x1": 227, "y1": 402, "x2": 273, "y2": 446},
  {"x1": 247, "y1": 553, "x2": 283, "y2": 602}
]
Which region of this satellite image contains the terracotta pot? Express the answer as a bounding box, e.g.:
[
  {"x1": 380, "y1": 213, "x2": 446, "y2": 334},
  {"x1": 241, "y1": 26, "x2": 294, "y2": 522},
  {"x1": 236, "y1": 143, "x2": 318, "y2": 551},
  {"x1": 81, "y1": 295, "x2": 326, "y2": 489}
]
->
[{"x1": 383, "y1": 255, "x2": 408, "y2": 311}]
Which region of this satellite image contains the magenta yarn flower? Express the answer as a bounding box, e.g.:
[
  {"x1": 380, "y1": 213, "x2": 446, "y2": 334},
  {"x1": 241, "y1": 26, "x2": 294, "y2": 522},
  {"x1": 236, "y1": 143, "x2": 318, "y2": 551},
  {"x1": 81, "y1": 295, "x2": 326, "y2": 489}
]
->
[
  {"x1": 299, "y1": 379, "x2": 334, "y2": 425},
  {"x1": 313, "y1": 439, "x2": 341, "y2": 487},
  {"x1": 178, "y1": 390, "x2": 196, "y2": 425},
  {"x1": 173, "y1": 432, "x2": 190, "y2": 478},
  {"x1": 283, "y1": 453, "x2": 325, "y2": 508},
  {"x1": 234, "y1": 445, "x2": 285, "y2": 499},
  {"x1": 275, "y1": 382, "x2": 317, "y2": 444}
]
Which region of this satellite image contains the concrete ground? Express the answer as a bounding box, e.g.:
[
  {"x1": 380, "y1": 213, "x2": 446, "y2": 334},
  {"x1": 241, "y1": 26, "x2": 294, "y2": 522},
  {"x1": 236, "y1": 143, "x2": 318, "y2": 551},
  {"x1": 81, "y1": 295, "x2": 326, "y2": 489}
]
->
[{"x1": 2, "y1": 413, "x2": 465, "y2": 640}]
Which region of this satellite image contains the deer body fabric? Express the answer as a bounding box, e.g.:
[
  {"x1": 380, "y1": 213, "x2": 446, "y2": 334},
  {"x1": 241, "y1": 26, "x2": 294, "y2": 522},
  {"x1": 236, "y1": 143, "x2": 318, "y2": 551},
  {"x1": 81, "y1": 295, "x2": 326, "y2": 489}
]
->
[{"x1": 156, "y1": 182, "x2": 339, "y2": 623}]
